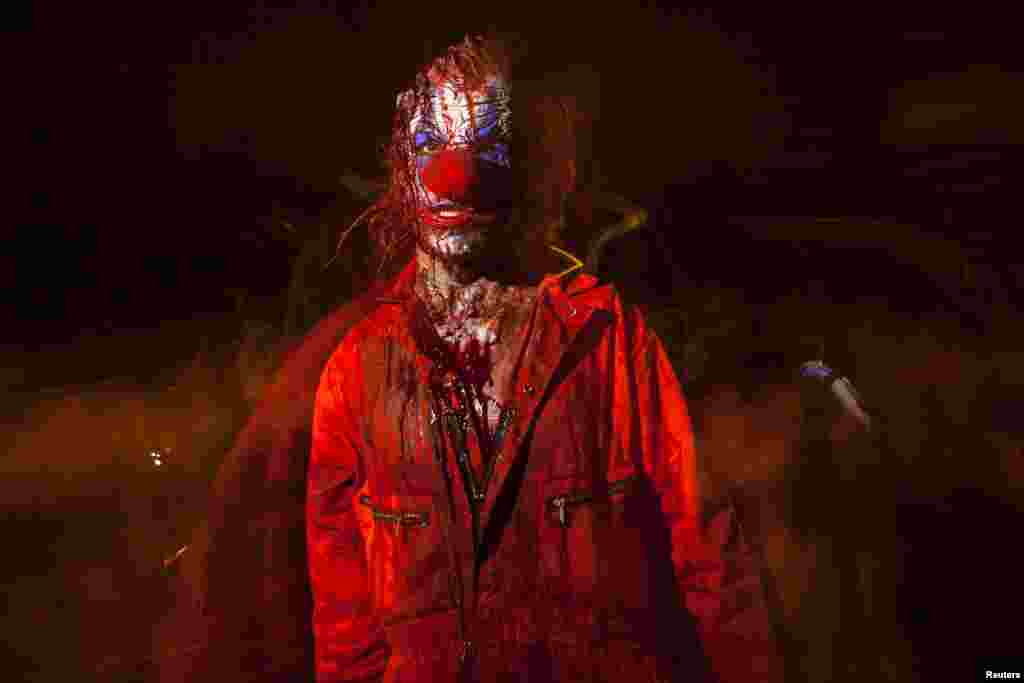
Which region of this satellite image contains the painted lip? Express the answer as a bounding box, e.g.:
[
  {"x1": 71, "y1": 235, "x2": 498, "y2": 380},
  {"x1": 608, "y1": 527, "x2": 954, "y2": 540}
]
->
[{"x1": 420, "y1": 207, "x2": 500, "y2": 226}]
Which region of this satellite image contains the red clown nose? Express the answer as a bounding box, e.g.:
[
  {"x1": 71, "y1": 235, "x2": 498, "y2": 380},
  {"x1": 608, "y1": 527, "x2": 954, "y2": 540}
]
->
[{"x1": 420, "y1": 149, "x2": 477, "y2": 202}]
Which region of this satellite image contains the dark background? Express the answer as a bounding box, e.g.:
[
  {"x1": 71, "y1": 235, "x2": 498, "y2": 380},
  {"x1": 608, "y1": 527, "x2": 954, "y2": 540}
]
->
[
  {"x1": 9, "y1": 3, "x2": 1024, "y2": 681},
  {"x1": 15, "y1": 4, "x2": 1022, "y2": 360}
]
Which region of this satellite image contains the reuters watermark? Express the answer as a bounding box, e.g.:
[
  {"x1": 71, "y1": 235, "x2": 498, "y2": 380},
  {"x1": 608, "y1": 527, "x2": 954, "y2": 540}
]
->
[{"x1": 977, "y1": 658, "x2": 1024, "y2": 681}]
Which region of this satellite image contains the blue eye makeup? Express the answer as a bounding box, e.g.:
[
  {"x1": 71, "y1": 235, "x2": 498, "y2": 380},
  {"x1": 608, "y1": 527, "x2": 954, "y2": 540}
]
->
[
  {"x1": 405, "y1": 75, "x2": 512, "y2": 180},
  {"x1": 474, "y1": 89, "x2": 507, "y2": 140},
  {"x1": 413, "y1": 129, "x2": 444, "y2": 154},
  {"x1": 476, "y1": 139, "x2": 510, "y2": 168},
  {"x1": 476, "y1": 111, "x2": 499, "y2": 140}
]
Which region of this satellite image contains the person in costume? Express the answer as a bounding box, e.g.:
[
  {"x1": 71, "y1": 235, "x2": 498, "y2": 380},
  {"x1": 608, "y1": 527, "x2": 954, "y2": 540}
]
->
[{"x1": 156, "y1": 34, "x2": 781, "y2": 683}]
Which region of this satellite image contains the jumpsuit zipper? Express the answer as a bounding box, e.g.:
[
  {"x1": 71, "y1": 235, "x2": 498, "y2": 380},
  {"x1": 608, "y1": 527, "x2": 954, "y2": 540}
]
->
[{"x1": 432, "y1": 385, "x2": 517, "y2": 678}]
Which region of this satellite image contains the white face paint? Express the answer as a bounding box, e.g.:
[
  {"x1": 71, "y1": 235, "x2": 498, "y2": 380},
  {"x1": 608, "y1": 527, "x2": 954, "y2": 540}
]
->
[
  {"x1": 406, "y1": 73, "x2": 511, "y2": 155},
  {"x1": 396, "y1": 68, "x2": 517, "y2": 281},
  {"x1": 399, "y1": 72, "x2": 512, "y2": 213},
  {"x1": 424, "y1": 229, "x2": 485, "y2": 258}
]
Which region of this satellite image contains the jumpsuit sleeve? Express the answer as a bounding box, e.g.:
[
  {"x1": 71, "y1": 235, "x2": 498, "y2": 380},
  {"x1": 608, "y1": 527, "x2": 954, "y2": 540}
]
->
[
  {"x1": 307, "y1": 346, "x2": 390, "y2": 682},
  {"x1": 627, "y1": 327, "x2": 784, "y2": 683}
]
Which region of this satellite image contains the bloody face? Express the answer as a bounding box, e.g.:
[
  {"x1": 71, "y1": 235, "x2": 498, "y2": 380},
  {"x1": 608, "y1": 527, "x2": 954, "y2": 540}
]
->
[{"x1": 398, "y1": 67, "x2": 516, "y2": 276}]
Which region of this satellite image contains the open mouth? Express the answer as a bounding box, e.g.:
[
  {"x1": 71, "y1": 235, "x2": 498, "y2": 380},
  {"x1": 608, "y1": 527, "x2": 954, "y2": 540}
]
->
[{"x1": 423, "y1": 206, "x2": 499, "y2": 225}]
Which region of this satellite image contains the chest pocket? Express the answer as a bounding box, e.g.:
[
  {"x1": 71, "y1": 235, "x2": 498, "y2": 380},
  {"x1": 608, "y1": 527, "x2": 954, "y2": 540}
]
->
[
  {"x1": 360, "y1": 486, "x2": 453, "y2": 620},
  {"x1": 537, "y1": 473, "x2": 653, "y2": 609},
  {"x1": 359, "y1": 495, "x2": 430, "y2": 528}
]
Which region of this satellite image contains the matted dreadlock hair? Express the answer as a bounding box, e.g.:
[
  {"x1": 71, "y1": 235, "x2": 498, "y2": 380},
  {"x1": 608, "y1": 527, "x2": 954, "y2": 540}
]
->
[{"x1": 337, "y1": 33, "x2": 579, "y2": 280}]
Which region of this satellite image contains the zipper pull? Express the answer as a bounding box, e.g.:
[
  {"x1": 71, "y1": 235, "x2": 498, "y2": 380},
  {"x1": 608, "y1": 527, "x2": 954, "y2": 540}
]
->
[
  {"x1": 552, "y1": 496, "x2": 568, "y2": 527},
  {"x1": 403, "y1": 512, "x2": 429, "y2": 528},
  {"x1": 459, "y1": 639, "x2": 475, "y2": 665}
]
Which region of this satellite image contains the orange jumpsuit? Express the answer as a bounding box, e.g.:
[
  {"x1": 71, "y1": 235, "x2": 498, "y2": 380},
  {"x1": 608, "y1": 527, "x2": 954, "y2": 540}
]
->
[{"x1": 308, "y1": 258, "x2": 782, "y2": 682}]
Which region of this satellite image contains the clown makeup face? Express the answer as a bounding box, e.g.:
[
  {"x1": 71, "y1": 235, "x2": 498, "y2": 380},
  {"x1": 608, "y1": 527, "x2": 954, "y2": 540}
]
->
[{"x1": 399, "y1": 69, "x2": 516, "y2": 271}]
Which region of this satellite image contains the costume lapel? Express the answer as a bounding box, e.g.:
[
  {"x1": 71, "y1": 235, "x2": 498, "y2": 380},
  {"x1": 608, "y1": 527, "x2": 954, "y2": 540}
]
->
[{"x1": 477, "y1": 270, "x2": 612, "y2": 565}]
